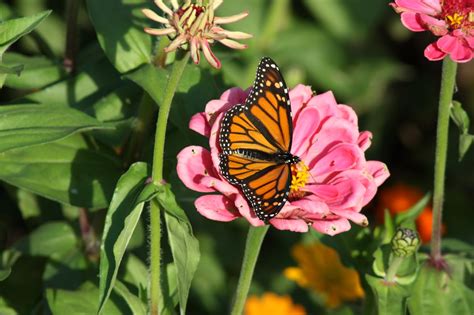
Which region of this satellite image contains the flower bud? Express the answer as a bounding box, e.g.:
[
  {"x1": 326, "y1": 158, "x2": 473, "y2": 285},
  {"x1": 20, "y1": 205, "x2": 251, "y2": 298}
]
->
[{"x1": 391, "y1": 227, "x2": 420, "y2": 257}]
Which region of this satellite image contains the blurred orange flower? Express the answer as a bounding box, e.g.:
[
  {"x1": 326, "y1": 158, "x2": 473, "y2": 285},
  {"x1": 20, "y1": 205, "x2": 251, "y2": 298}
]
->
[
  {"x1": 245, "y1": 293, "x2": 306, "y2": 315},
  {"x1": 376, "y1": 184, "x2": 446, "y2": 243},
  {"x1": 284, "y1": 243, "x2": 364, "y2": 309}
]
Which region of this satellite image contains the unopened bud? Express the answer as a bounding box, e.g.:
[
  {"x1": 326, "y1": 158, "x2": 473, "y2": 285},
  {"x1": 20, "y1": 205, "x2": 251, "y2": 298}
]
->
[{"x1": 391, "y1": 227, "x2": 420, "y2": 257}]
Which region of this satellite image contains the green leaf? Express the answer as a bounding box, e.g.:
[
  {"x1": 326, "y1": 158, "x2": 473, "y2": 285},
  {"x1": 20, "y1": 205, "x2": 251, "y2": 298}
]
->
[
  {"x1": 366, "y1": 274, "x2": 410, "y2": 315},
  {"x1": 159, "y1": 263, "x2": 179, "y2": 315},
  {"x1": 113, "y1": 281, "x2": 147, "y2": 315},
  {"x1": 395, "y1": 193, "x2": 431, "y2": 226},
  {"x1": 450, "y1": 101, "x2": 470, "y2": 134},
  {"x1": 86, "y1": 0, "x2": 152, "y2": 73},
  {"x1": 22, "y1": 57, "x2": 122, "y2": 107},
  {"x1": 157, "y1": 184, "x2": 200, "y2": 315},
  {"x1": 0, "y1": 135, "x2": 122, "y2": 208},
  {"x1": 122, "y1": 255, "x2": 148, "y2": 302},
  {"x1": 47, "y1": 282, "x2": 123, "y2": 315},
  {"x1": 125, "y1": 63, "x2": 168, "y2": 106},
  {"x1": 0, "y1": 104, "x2": 109, "y2": 153},
  {"x1": 98, "y1": 162, "x2": 158, "y2": 314},
  {"x1": 0, "y1": 10, "x2": 51, "y2": 57},
  {"x1": 408, "y1": 263, "x2": 474, "y2": 314},
  {"x1": 3, "y1": 52, "x2": 64, "y2": 89},
  {"x1": 0, "y1": 63, "x2": 23, "y2": 75},
  {"x1": 459, "y1": 134, "x2": 474, "y2": 161},
  {"x1": 0, "y1": 222, "x2": 76, "y2": 281},
  {"x1": 372, "y1": 244, "x2": 419, "y2": 285}
]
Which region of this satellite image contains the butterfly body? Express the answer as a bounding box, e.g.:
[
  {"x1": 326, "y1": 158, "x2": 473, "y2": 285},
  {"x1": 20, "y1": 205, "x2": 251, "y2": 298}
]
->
[{"x1": 219, "y1": 57, "x2": 300, "y2": 222}]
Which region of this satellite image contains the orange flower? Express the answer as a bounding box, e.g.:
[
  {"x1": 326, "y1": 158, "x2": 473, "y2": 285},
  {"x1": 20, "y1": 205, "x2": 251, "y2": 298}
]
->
[
  {"x1": 376, "y1": 184, "x2": 446, "y2": 243},
  {"x1": 245, "y1": 293, "x2": 306, "y2": 315},
  {"x1": 284, "y1": 243, "x2": 364, "y2": 309}
]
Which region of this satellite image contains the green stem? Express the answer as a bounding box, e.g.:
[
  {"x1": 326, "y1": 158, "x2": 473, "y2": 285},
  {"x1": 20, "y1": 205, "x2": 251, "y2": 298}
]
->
[
  {"x1": 149, "y1": 51, "x2": 189, "y2": 315},
  {"x1": 385, "y1": 256, "x2": 403, "y2": 283},
  {"x1": 64, "y1": 0, "x2": 80, "y2": 72},
  {"x1": 431, "y1": 58, "x2": 457, "y2": 263},
  {"x1": 230, "y1": 225, "x2": 269, "y2": 315}
]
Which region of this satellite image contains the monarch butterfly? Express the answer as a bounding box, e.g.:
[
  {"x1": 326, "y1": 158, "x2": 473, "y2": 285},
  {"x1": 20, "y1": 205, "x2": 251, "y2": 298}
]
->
[{"x1": 219, "y1": 57, "x2": 300, "y2": 222}]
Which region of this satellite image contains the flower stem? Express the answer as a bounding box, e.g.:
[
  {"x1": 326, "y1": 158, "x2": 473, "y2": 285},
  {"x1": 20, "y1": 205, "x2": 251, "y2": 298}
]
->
[
  {"x1": 385, "y1": 256, "x2": 403, "y2": 283},
  {"x1": 230, "y1": 225, "x2": 269, "y2": 315},
  {"x1": 149, "y1": 51, "x2": 190, "y2": 315},
  {"x1": 64, "y1": 0, "x2": 80, "y2": 73},
  {"x1": 431, "y1": 58, "x2": 457, "y2": 265}
]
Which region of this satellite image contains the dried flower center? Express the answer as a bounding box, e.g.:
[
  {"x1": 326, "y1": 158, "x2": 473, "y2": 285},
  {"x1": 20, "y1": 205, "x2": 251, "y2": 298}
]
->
[
  {"x1": 174, "y1": 2, "x2": 211, "y2": 35},
  {"x1": 442, "y1": 0, "x2": 474, "y2": 29},
  {"x1": 289, "y1": 162, "x2": 310, "y2": 199}
]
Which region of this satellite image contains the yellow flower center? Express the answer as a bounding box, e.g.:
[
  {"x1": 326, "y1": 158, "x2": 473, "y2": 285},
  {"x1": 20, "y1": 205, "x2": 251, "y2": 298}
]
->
[
  {"x1": 289, "y1": 162, "x2": 310, "y2": 199},
  {"x1": 446, "y1": 12, "x2": 464, "y2": 27}
]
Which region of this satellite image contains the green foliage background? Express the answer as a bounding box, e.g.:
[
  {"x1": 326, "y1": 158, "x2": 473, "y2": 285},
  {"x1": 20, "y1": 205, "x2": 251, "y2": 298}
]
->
[{"x1": 0, "y1": 0, "x2": 473, "y2": 314}]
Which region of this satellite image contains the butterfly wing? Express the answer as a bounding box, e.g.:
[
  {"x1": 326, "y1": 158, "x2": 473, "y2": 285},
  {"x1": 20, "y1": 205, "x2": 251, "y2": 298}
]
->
[
  {"x1": 219, "y1": 153, "x2": 291, "y2": 221},
  {"x1": 219, "y1": 57, "x2": 293, "y2": 155},
  {"x1": 218, "y1": 57, "x2": 295, "y2": 221}
]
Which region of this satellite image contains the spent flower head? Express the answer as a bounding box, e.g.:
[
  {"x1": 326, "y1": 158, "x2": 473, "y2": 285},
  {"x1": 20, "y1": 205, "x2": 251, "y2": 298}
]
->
[
  {"x1": 142, "y1": 0, "x2": 252, "y2": 68},
  {"x1": 390, "y1": 0, "x2": 474, "y2": 62}
]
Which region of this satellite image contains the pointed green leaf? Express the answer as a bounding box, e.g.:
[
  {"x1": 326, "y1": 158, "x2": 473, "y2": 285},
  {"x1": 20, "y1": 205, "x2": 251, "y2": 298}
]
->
[
  {"x1": 0, "y1": 222, "x2": 76, "y2": 281},
  {"x1": 113, "y1": 281, "x2": 147, "y2": 315},
  {"x1": 0, "y1": 135, "x2": 122, "y2": 208},
  {"x1": 125, "y1": 63, "x2": 168, "y2": 106},
  {"x1": 0, "y1": 11, "x2": 51, "y2": 57},
  {"x1": 366, "y1": 274, "x2": 410, "y2": 315},
  {"x1": 156, "y1": 184, "x2": 200, "y2": 315},
  {"x1": 408, "y1": 263, "x2": 474, "y2": 314},
  {"x1": 0, "y1": 104, "x2": 109, "y2": 153},
  {"x1": 459, "y1": 134, "x2": 474, "y2": 161},
  {"x1": 395, "y1": 193, "x2": 431, "y2": 226},
  {"x1": 86, "y1": 0, "x2": 152, "y2": 73},
  {"x1": 98, "y1": 162, "x2": 157, "y2": 314},
  {"x1": 47, "y1": 282, "x2": 123, "y2": 315},
  {"x1": 450, "y1": 101, "x2": 470, "y2": 134}
]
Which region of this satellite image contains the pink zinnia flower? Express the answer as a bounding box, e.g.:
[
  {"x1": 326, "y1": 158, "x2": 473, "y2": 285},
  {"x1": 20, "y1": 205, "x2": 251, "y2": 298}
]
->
[
  {"x1": 390, "y1": 0, "x2": 474, "y2": 62},
  {"x1": 177, "y1": 85, "x2": 389, "y2": 235}
]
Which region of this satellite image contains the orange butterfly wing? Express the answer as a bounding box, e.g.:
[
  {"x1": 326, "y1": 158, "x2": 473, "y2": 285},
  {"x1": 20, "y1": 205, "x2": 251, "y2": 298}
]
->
[{"x1": 219, "y1": 57, "x2": 297, "y2": 221}]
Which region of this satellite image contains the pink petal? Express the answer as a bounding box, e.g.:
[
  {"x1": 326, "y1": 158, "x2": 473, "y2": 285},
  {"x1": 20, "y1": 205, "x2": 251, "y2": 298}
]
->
[
  {"x1": 208, "y1": 112, "x2": 225, "y2": 170},
  {"x1": 418, "y1": 14, "x2": 447, "y2": 35},
  {"x1": 400, "y1": 12, "x2": 427, "y2": 31},
  {"x1": 176, "y1": 146, "x2": 219, "y2": 193},
  {"x1": 336, "y1": 104, "x2": 358, "y2": 125},
  {"x1": 304, "y1": 184, "x2": 339, "y2": 200},
  {"x1": 289, "y1": 84, "x2": 313, "y2": 116},
  {"x1": 424, "y1": 42, "x2": 447, "y2": 60},
  {"x1": 358, "y1": 131, "x2": 372, "y2": 151},
  {"x1": 437, "y1": 35, "x2": 473, "y2": 63},
  {"x1": 232, "y1": 193, "x2": 265, "y2": 226},
  {"x1": 270, "y1": 218, "x2": 309, "y2": 232},
  {"x1": 204, "y1": 99, "x2": 229, "y2": 122},
  {"x1": 201, "y1": 40, "x2": 221, "y2": 69},
  {"x1": 394, "y1": 0, "x2": 440, "y2": 15},
  {"x1": 307, "y1": 91, "x2": 339, "y2": 120},
  {"x1": 291, "y1": 107, "x2": 320, "y2": 157},
  {"x1": 220, "y1": 87, "x2": 248, "y2": 103},
  {"x1": 195, "y1": 195, "x2": 240, "y2": 222},
  {"x1": 320, "y1": 177, "x2": 366, "y2": 210},
  {"x1": 200, "y1": 176, "x2": 239, "y2": 195},
  {"x1": 330, "y1": 209, "x2": 369, "y2": 226},
  {"x1": 311, "y1": 218, "x2": 351, "y2": 236},
  {"x1": 311, "y1": 143, "x2": 364, "y2": 180},
  {"x1": 189, "y1": 112, "x2": 210, "y2": 137},
  {"x1": 305, "y1": 117, "x2": 359, "y2": 166},
  {"x1": 366, "y1": 161, "x2": 390, "y2": 186}
]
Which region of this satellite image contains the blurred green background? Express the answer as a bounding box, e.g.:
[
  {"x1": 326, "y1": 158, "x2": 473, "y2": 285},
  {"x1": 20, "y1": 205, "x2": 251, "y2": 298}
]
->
[{"x1": 0, "y1": 0, "x2": 473, "y2": 314}]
